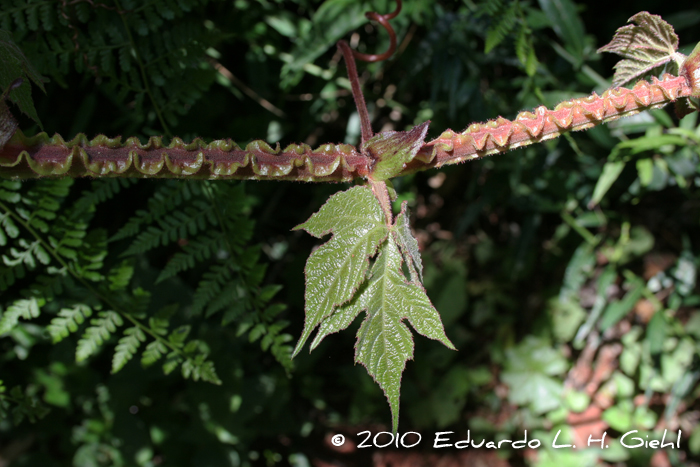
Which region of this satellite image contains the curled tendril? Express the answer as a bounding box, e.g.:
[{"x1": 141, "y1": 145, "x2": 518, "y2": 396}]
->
[
  {"x1": 338, "y1": 0, "x2": 403, "y2": 147},
  {"x1": 352, "y1": 0, "x2": 402, "y2": 62}
]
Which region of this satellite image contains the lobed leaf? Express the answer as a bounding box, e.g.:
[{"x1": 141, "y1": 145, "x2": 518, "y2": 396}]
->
[
  {"x1": 598, "y1": 12, "x2": 683, "y2": 87},
  {"x1": 393, "y1": 202, "x2": 423, "y2": 283},
  {"x1": 364, "y1": 122, "x2": 430, "y2": 181},
  {"x1": 354, "y1": 237, "x2": 454, "y2": 432},
  {"x1": 292, "y1": 186, "x2": 390, "y2": 356},
  {"x1": 309, "y1": 234, "x2": 453, "y2": 433}
]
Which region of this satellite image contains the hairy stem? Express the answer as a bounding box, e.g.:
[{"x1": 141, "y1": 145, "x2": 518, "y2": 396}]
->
[
  {"x1": 407, "y1": 74, "x2": 692, "y2": 173},
  {"x1": 0, "y1": 75, "x2": 692, "y2": 181},
  {"x1": 369, "y1": 179, "x2": 393, "y2": 225},
  {"x1": 338, "y1": 41, "x2": 373, "y2": 146}
]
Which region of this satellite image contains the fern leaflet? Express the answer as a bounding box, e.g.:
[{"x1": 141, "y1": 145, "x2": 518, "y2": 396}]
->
[
  {"x1": 47, "y1": 304, "x2": 93, "y2": 343},
  {"x1": 76, "y1": 311, "x2": 124, "y2": 362},
  {"x1": 0, "y1": 297, "x2": 43, "y2": 335},
  {"x1": 112, "y1": 327, "x2": 146, "y2": 373}
]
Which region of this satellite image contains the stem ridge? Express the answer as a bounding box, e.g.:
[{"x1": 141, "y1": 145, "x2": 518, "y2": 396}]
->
[{"x1": 413, "y1": 74, "x2": 692, "y2": 171}]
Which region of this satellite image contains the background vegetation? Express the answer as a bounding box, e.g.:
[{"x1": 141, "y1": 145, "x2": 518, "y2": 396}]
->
[{"x1": 1, "y1": 0, "x2": 700, "y2": 466}]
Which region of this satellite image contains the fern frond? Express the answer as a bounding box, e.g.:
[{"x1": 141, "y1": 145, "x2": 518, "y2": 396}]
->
[
  {"x1": 47, "y1": 304, "x2": 93, "y2": 343},
  {"x1": 110, "y1": 181, "x2": 202, "y2": 242},
  {"x1": 121, "y1": 200, "x2": 217, "y2": 256},
  {"x1": 204, "y1": 280, "x2": 241, "y2": 319},
  {"x1": 141, "y1": 340, "x2": 168, "y2": 366},
  {"x1": 162, "y1": 351, "x2": 183, "y2": 375},
  {"x1": 106, "y1": 260, "x2": 135, "y2": 291},
  {"x1": 72, "y1": 229, "x2": 107, "y2": 282},
  {"x1": 0, "y1": 180, "x2": 22, "y2": 204},
  {"x1": 181, "y1": 355, "x2": 221, "y2": 385},
  {"x1": 70, "y1": 178, "x2": 136, "y2": 220},
  {"x1": 167, "y1": 325, "x2": 191, "y2": 348},
  {"x1": 15, "y1": 179, "x2": 73, "y2": 233},
  {"x1": 484, "y1": 1, "x2": 519, "y2": 53},
  {"x1": 0, "y1": 297, "x2": 43, "y2": 335},
  {"x1": 112, "y1": 326, "x2": 146, "y2": 373},
  {"x1": 1, "y1": 384, "x2": 50, "y2": 424},
  {"x1": 0, "y1": 211, "x2": 20, "y2": 246},
  {"x1": 191, "y1": 262, "x2": 233, "y2": 315},
  {"x1": 2, "y1": 238, "x2": 50, "y2": 269},
  {"x1": 22, "y1": 267, "x2": 75, "y2": 302},
  {"x1": 156, "y1": 230, "x2": 227, "y2": 283},
  {"x1": 3, "y1": 0, "x2": 216, "y2": 132},
  {"x1": 75, "y1": 311, "x2": 123, "y2": 362}
]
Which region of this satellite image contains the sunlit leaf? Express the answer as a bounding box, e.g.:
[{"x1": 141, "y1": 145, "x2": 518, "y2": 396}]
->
[{"x1": 292, "y1": 186, "x2": 389, "y2": 356}]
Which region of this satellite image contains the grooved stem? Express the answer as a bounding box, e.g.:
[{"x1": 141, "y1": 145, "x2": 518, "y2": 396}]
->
[
  {"x1": 407, "y1": 74, "x2": 693, "y2": 173},
  {"x1": 0, "y1": 75, "x2": 692, "y2": 182}
]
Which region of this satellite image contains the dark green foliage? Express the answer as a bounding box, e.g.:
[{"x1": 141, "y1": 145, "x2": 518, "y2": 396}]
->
[
  {"x1": 2, "y1": 1, "x2": 700, "y2": 466},
  {"x1": 479, "y1": 0, "x2": 538, "y2": 76},
  {"x1": 1, "y1": 0, "x2": 217, "y2": 136}
]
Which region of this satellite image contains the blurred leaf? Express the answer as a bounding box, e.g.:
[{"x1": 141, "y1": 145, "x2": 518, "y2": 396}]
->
[
  {"x1": 564, "y1": 390, "x2": 589, "y2": 413},
  {"x1": 690, "y1": 424, "x2": 700, "y2": 455},
  {"x1": 636, "y1": 158, "x2": 654, "y2": 186},
  {"x1": 0, "y1": 30, "x2": 45, "y2": 127},
  {"x1": 646, "y1": 311, "x2": 667, "y2": 356},
  {"x1": 501, "y1": 337, "x2": 566, "y2": 414},
  {"x1": 599, "y1": 274, "x2": 644, "y2": 331},
  {"x1": 280, "y1": 0, "x2": 369, "y2": 88},
  {"x1": 559, "y1": 242, "x2": 596, "y2": 303},
  {"x1": 550, "y1": 299, "x2": 586, "y2": 343},
  {"x1": 589, "y1": 160, "x2": 624, "y2": 208},
  {"x1": 537, "y1": 0, "x2": 585, "y2": 63},
  {"x1": 602, "y1": 400, "x2": 634, "y2": 432}
]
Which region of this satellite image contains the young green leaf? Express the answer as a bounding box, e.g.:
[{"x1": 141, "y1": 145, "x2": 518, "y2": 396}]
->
[
  {"x1": 598, "y1": 12, "x2": 683, "y2": 87},
  {"x1": 364, "y1": 121, "x2": 429, "y2": 181},
  {"x1": 393, "y1": 202, "x2": 423, "y2": 283},
  {"x1": 589, "y1": 160, "x2": 625, "y2": 208},
  {"x1": 310, "y1": 235, "x2": 454, "y2": 433},
  {"x1": 292, "y1": 186, "x2": 390, "y2": 356}
]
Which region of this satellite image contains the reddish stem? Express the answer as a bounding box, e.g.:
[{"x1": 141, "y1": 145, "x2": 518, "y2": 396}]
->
[
  {"x1": 406, "y1": 74, "x2": 693, "y2": 172},
  {"x1": 337, "y1": 41, "x2": 374, "y2": 147},
  {"x1": 352, "y1": 0, "x2": 402, "y2": 63}
]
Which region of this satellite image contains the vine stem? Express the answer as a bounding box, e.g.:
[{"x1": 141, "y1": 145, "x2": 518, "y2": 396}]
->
[
  {"x1": 338, "y1": 41, "x2": 373, "y2": 147},
  {"x1": 0, "y1": 76, "x2": 693, "y2": 181},
  {"x1": 406, "y1": 74, "x2": 693, "y2": 172},
  {"x1": 0, "y1": 199, "x2": 188, "y2": 362}
]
